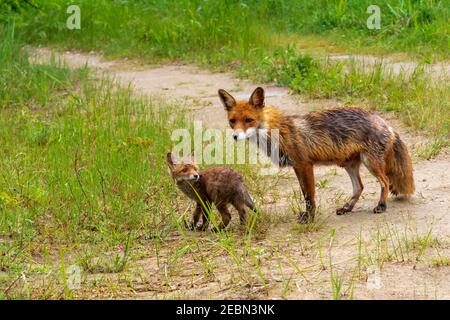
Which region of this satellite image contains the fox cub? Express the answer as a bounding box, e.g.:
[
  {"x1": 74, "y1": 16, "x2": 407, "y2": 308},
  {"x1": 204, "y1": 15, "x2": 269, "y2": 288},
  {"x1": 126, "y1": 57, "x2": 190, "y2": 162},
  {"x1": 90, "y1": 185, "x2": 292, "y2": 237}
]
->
[{"x1": 166, "y1": 152, "x2": 255, "y2": 231}]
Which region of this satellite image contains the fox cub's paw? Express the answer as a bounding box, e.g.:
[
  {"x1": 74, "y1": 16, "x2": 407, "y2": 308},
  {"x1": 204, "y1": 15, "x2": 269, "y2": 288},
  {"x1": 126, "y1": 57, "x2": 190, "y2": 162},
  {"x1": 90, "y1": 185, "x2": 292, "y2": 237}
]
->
[
  {"x1": 183, "y1": 221, "x2": 196, "y2": 231},
  {"x1": 184, "y1": 221, "x2": 209, "y2": 231},
  {"x1": 196, "y1": 223, "x2": 209, "y2": 232}
]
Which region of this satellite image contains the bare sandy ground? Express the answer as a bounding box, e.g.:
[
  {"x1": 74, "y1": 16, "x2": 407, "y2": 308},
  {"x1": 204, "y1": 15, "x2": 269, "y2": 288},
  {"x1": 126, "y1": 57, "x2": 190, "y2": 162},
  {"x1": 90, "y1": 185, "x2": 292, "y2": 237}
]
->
[{"x1": 29, "y1": 48, "x2": 450, "y2": 299}]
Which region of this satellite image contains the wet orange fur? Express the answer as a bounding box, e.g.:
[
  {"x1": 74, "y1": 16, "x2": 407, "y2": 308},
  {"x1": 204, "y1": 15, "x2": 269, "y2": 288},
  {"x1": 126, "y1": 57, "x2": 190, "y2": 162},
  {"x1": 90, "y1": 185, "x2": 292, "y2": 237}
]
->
[{"x1": 219, "y1": 87, "x2": 415, "y2": 222}]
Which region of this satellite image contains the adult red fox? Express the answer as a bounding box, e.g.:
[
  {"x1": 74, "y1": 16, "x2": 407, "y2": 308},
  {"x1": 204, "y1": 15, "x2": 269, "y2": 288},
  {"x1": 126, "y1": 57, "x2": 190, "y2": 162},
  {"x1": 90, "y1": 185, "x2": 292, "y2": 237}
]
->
[{"x1": 218, "y1": 87, "x2": 415, "y2": 223}]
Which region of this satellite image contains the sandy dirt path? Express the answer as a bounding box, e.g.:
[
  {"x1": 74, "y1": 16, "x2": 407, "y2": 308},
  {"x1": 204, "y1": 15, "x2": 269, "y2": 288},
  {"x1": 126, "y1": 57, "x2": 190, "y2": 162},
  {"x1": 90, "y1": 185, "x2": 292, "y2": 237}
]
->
[{"x1": 29, "y1": 47, "x2": 450, "y2": 299}]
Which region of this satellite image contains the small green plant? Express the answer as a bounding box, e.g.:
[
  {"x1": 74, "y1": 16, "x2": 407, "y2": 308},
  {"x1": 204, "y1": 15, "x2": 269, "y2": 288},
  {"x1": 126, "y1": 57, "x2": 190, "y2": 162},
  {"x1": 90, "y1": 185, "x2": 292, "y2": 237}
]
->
[
  {"x1": 417, "y1": 137, "x2": 449, "y2": 160},
  {"x1": 429, "y1": 256, "x2": 450, "y2": 267},
  {"x1": 316, "y1": 178, "x2": 330, "y2": 189}
]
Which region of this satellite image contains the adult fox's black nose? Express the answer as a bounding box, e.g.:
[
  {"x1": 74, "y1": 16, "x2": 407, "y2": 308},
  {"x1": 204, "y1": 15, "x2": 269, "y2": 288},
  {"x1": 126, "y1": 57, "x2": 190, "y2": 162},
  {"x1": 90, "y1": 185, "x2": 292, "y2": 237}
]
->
[
  {"x1": 232, "y1": 133, "x2": 238, "y2": 141},
  {"x1": 193, "y1": 174, "x2": 199, "y2": 179}
]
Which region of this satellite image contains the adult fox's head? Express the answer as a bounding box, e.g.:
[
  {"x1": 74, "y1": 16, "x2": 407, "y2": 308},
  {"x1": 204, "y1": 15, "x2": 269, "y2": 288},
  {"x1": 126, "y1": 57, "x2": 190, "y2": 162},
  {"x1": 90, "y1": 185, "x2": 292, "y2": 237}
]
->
[
  {"x1": 218, "y1": 87, "x2": 265, "y2": 141},
  {"x1": 166, "y1": 152, "x2": 200, "y2": 182}
]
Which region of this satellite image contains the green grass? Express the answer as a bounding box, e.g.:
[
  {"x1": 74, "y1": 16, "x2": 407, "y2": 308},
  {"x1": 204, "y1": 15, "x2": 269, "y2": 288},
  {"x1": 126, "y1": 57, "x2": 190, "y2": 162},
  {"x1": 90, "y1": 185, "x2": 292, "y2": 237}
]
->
[
  {"x1": 417, "y1": 137, "x2": 450, "y2": 159},
  {"x1": 429, "y1": 255, "x2": 450, "y2": 267},
  {"x1": 0, "y1": 24, "x2": 187, "y2": 298},
  {"x1": 7, "y1": 0, "x2": 449, "y2": 60}
]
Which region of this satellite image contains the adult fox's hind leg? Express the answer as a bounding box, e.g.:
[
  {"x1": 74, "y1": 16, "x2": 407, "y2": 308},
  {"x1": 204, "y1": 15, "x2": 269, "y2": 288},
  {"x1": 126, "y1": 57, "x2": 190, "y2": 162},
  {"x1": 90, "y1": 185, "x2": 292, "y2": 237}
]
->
[
  {"x1": 336, "y1": 160, "x2": 364, "y2": 215},
  {"x1": 362, "y1": 154, "x2": 390, "y2": 213}
]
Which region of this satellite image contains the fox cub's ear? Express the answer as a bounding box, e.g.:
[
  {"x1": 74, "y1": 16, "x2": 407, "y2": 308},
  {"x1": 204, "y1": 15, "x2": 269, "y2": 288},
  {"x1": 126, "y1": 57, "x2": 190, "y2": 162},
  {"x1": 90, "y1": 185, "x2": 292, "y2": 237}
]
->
[
  {"x1": 181, "y1": 150, "x2": 195, "y2": 164},
  {"x1": 249, "y1": 87, "x2": 265, "y2": 109},
  {"x1": 218, "y1": 89, "x2": 236, "y2": 111},
  {"x1": 189, "y1": 150, "x2": 195, "y2": 164},
  {"x1": 166, "y1": 152, "x2": 174, "y2": 169}
]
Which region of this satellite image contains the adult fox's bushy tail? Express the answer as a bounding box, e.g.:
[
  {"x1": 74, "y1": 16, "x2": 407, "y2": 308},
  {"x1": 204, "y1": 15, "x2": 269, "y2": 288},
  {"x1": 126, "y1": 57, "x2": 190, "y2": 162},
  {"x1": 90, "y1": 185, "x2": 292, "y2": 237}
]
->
[{"x1": 385, "y1": 132, "x2": 415, "y2": 196}]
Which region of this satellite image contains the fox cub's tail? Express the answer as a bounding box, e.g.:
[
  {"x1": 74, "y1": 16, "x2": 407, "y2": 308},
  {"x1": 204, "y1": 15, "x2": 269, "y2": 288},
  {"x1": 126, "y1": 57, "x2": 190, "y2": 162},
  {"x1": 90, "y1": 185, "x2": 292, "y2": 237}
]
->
[{"x1": 385, "y1": 132, "x2": 415, "y2": 196}]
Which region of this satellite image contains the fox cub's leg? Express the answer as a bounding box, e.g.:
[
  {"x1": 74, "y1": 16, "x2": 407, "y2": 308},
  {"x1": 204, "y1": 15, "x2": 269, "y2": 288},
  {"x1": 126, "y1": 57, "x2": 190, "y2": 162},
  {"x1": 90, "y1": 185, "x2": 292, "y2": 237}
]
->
[
  {"x1": 232, "y1": 199, "x2": 248, "y2": 225},
  {"x1": 198, "y1": 206, "x2": 210, "y2": 231},
  {"x1": 184, "y1": 203, "x2": 209, "y2": 231},
  {"x1": 293, "y1": 163, "x2": 316, "y2": 223},
  {"x1": 336, "y1": 161, "x2": 364, "y2": 215},
  {"x1": 212, "y1": 204, "x2": 232, "y2": 232},
  {"x1": 232, "y1": 188, "x2": 256, "y2": 226},
  {"x1": 185, "y1": 203, "x2": 203, "y2": 230},
  {"x1": 362, "y1": 155, "x2": 389, "y2": 213}
]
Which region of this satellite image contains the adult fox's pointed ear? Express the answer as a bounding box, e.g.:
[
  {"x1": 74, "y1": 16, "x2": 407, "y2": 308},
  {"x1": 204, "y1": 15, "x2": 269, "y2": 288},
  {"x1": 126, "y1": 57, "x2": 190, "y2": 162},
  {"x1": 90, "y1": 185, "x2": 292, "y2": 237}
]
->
[
  {"x1": 249, "y1": 87, "x2": 265, "y2": 109},
  {"x1": 218, "y1": 89, "x2": 236, "y2": 111},
  {"x1": 166, "y1": 152, "x2": 174, "y2": 169}
]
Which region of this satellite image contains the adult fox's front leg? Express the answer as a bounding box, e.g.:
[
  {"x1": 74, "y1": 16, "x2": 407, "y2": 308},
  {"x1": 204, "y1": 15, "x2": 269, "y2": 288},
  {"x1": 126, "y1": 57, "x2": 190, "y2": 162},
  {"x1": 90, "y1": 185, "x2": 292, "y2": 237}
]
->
[{"x1": 293, "y1": 163, "x2": 316, "y2": 223}]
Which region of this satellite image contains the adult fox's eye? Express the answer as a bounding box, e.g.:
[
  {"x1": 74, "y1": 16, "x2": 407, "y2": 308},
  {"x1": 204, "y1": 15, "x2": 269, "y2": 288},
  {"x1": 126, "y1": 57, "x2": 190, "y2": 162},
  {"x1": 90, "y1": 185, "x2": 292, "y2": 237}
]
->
[
  {"x1": 245, "y1": 118, "x2": 254, "y2": 123},
  {"x1": 182, "y1": 168, "x2": 188, "y2": 173},
  {"x1": 229, "y1": 119, "x2": 236, "y2": 124}
]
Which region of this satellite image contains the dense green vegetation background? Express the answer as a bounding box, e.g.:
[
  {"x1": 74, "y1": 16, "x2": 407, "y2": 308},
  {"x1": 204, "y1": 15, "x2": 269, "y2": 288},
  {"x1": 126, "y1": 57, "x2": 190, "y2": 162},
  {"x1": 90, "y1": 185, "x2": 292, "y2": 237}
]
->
[
  {"x1": 3, "y1": 0, "x2": 449, "y2": 60},
  {"x1": 0, "y1": 20, "x2": 187, "y2": 298}
]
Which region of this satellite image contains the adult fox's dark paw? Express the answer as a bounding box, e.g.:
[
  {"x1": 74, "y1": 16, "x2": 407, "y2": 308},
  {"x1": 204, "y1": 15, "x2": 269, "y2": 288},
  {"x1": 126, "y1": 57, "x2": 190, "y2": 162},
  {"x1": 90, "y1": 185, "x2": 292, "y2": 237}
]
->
[
  {"x1": 297, "y1": 212, "x2": 314, "y2": 224},
  {"x1": 336, "y1": 204, "x2": 352, "y2": 215},
  {"x1": 373, "y1": 203, "x2": 387, "y2": 214}
]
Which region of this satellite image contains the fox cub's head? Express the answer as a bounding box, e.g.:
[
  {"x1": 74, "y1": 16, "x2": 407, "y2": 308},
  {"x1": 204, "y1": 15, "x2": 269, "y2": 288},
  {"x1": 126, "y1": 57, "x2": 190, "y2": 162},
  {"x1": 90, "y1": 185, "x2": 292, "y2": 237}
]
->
[
  {"x1": 166, "y1": 152, "x2": 200, "y2": 182},
  {"x1": 218, "y1": 87, "x2": 265, "y2": 141}
]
